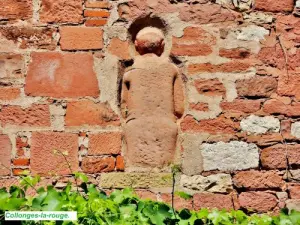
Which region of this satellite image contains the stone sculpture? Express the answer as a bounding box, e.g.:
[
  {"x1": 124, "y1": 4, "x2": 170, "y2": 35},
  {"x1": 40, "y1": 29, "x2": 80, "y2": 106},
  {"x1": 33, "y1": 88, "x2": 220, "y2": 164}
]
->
[{"x1": 121, "y1": 27, "x2": 184, "y2": 170}]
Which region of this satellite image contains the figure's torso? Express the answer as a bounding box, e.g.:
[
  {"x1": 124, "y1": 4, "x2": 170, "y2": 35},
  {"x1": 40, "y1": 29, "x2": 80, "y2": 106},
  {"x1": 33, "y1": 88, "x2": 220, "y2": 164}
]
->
[{"x1": 123, "y1": 54, "x2": 178, "y2": 121}]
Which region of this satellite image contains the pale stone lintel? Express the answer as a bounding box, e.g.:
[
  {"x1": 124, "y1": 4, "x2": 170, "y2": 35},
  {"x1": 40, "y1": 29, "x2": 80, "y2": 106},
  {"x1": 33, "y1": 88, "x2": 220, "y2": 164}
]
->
[
  {"x1": 180, "y1": 173, "x2": 233, "y2": 195},
  {"x1": 241, "y1": 115, "x2": 280, "y2": 135},
  {"x1": 201, "y1": 141, "x2": 260, "y2": 172},
  {"x1": 100, "y1": 172, "x2": 173, "y2": 189},
  {"x1": 291, "y1": 122, "x2": 300, "y2": 138}
]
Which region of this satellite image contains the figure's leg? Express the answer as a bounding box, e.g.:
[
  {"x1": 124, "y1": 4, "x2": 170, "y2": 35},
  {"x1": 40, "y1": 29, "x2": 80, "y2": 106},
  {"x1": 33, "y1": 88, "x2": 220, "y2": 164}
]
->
[{"x1": 124, "y1": 118, "x2": 177, "y2": 169}]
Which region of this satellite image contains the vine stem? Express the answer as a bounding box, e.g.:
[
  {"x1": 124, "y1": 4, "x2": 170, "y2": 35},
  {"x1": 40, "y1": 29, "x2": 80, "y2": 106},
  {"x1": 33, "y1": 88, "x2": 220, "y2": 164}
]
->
[{"x1": 54, "y1": 149, "x2": 80, "y2": 193}]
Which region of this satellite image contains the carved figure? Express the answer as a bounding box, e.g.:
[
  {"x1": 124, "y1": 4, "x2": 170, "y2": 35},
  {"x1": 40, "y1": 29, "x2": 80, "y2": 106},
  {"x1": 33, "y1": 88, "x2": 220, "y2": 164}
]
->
[{"x1": 121, "y1": 27, "x2": 184, "y2": 169}]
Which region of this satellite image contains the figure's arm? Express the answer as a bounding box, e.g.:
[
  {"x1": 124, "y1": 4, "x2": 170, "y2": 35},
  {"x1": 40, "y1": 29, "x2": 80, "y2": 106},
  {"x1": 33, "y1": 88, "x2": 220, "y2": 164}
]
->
[
  {"x1": 121, "y1": 74, "x2": 129, "y2": 119},
  {"x1": 174, "y1": 70, "x2": 185, "y2": 118}
]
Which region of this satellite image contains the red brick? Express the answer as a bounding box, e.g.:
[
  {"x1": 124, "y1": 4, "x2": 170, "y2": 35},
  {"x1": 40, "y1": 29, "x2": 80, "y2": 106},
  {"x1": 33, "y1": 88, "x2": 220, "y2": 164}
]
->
[
  {"x1": 255, "y1": 0, "x2": 294, "y2": 12},
  {"x1": 40, "y1": 0, "x2": 83, "y2": 23},
  {"x1": 12, "y1": 158, "x2": 30, "y2": 167},
  {"x1": 263, "y1": 99, "x2": 300, "y2": 117},
  {"x1": 85, "y1": 19, "x2": 108, "y2": 27},
  {"x1": 0, "y1": 135, "x2": 11, "y2": 176},
  {"x1": 288, "y1": 184, "x2": 300, "y2": 199},
  {"x1": 0, "y1": 104, "x2": 50, "y2": 127},
  {"x1": 221, "y1": 99, "x2": 261, "y2": 113},
  {"x1": 161, "y1": 193, "x2": 193, "y2": 210},
  {"x1": 84, "y1": 10, "x2": 110, "y2": 18},
  {"x1": 16, "y1": 137, "x2": 29, "y2": 149},
  {"x1": 12, "y1": 168, "x2": 27, "y2": 176},
  {"x1": 171, "y1": 27, "x2": 215, "y2": 56},
  {"x1": 194, "y1": 79, "x2": 226, "y2": 96},
  {"x1": 219, "y1": 48, "x2": 251, "y2": 59},
  {"x1": 239, "y1": 192, "x2": 277, "y2": 213},
  {"x1": 0, "y1": 26, "x2": 57, "y2": 50},
  {"x1": 188, "y1": 61, "x2": 251, "y2": 75},
  {"x1": 108, "y1": 38, "x2": 131, "y2": 60},
  {"x1": 25, "y1": 52, "x2": 99, "y2": 98},
  {"x1": 236, "y1": 76, "x2": 277, "y2": 98},
  {"x1": 246, "y1": 134, "x2": 282, "y2": 147},
  {"x1": 233, "y1": 170, "x2": 284, "y2": 190},
  {"x1": 65, "y1": 100, "x2": 120, "y2": 127},
  {"x1": 179, "y1": 3, "x2": 240, "y2": 24},
  {"x1": 60, "y1": 27, "x2": 103, "y2": 50},
  {"x1": 116, "y1": 155, "x2": 125, "y2": 171},
  {"x1": 85, "y1": 1, "x2": 111, "y2": 8},
  {"x1": 89, "y1": 132, "x2": 122, "y2": 155},
  {"x1": 135, "y1": 190, "x2": 157, "y2": 201},
  {"x1": 0, "y1": 0, "x2": 32, "y2": 21},
  {"x1": 189, "y1": 103, "x2": 209, "y2": 111},
  {"x1": 81, "y1": 157, "x2": 115, "y2": 173},
  {"x1": 0, "y1": 87, "x2": 20, "y2": 100},
  {"x1": 0, "y1": 178, "x2": 19, "y2": 189},
  {"x1": 278, "y1": 72, "x2": 300, "y2": 101},
  {"x1": 181, "y1": 115, "x2": 239, "y2": 134},
  {"x1": 0, "y1": 54, "x2": 23, "y2": 79},
  {"x1": 261, "y1": 144, "x2": 300, "y2": 169},
  {"x1": 194, "y1": 193, "x2": 233, "y2": 210},
  {"x1": 30, "y1": 132, "x2": 79, "y2": 176}
]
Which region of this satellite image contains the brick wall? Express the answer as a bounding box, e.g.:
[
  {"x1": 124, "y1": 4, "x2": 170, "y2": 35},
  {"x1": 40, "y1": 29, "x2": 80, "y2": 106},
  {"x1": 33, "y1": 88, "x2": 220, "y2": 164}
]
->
[{"x1": 0, "y1": 0, "x2": 300, "y2": 214}]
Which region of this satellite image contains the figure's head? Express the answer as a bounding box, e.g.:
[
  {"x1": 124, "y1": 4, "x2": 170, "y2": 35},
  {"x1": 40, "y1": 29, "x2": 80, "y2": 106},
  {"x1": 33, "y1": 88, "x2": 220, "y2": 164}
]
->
[{"x1": 135, "y1": 27, "x2": 165, "y2": 56}]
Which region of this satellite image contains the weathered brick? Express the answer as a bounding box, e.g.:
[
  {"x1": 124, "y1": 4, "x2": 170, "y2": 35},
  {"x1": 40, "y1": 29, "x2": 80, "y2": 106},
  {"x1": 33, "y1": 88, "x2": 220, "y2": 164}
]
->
[
  {"x1": 40, "y1": 0, "x2": 83, "y2": 23},
  {"x1": 60, "y1": 27, "x2": 103, "y2": 50},
  {"x1": 0, "y1": 135, "x2": 11, "y2": 176},
  {"x1": 221, "y1": 99, "x2": 261, "y2": 113},
  {"x1": 194, "y1": 79, "x2": 226, "y2": 96},
  {"x1": 188, "y1": 61, "x2": 251, "y2": 75},
  {"x1": 0, "y1": 178, "x2": 19, "y2": 189},
  {"x1": 81, "y1": 157, "x2": 115, "y2": 173},
  {"x1": 0, "y1": 104, "x2": 50, "y2": 127},
  {"x1": 116, "y1": 155, "x2": 125, "y2": 171},
  {"x1": 108, "y1": 38, "x2": 131, "y2": 60},
  {"x1": 233, "y1": 171, "x2": 284, "y2": 190},
  {"x1": 181, "y1": 115, "x2": 239, "y2": 134},
  {"x1": 89, "y1": 132, "x2": 122, "y2": 155},
  {"x1": 255, "y1": 0, "x2": 294, "y2": 12},
  {"x1": 12, "y1": 168, "x2": 27, "y2": 176},
  {"x1": 0, "y1": 54, "x2": 23, "y2": 79},
  {"x1": 239, "y1": 192, "x2": 277, "y2": 212},
  {"x1": 219, "y1": 48, "x2": 251, "y2": 59},
  {"x1": 161, "y1": 193, "x2": 193, "y2": 210},
  {"x1": 194, "y1": 193, "x2": 233, "y2": 210},
  {"x1": 261, "y1": 144, "x2": 300, "y2": 169},
  {"x1": 0, "y1": 87, "x2": 20, "y2": 100},
  {"x1": 278, "y1": 73, "x2": 300, "y2": 101},
  {"x1": 25, "y1": 52, "x2": 99, "y2": 98},
  {"x1": 171, "y1": 27, "x2": 215, "y2": 56},
  {"x1": 288, "y1": 184, "x2": 300, "y2": 199},
  {"x1": 12, "y1": 158, "x2": 30, "y2": 167},
  {"x1": 0, "y1": 0, "x2": 32, "y2": 21},
  {"x1": 135, "y1": 190, "x2": 157, "y2": 201},
  {"x1": 85, "y1": 19, "x2": 108, "y2": 27},
  {"x1": 84, "y1": 10, "x2": 110, "y2": 18},
  {"x1": 263, "y1": 100, "x2": 300, "y2": 117},
  {"x1": 246, "y1": 133, "x2": 282, "y2": 147},
  {"x1": 179, "y1": 3, "x2": 240, "y2": 24},
  {"x1": 0, "y1": 26, "x2": 57, "y2": 50},
  {"x1": 85, "y1": 1, "x2": 111, "y2": 9},
  {"x1": 65, "y1": 100, "x2": 120, "y2": 127},
  {"x1": 30, "y1": 132, "x2": 79, "y2": 176},
  {"x1": 236, "y1": 76, "x2": 277, "y2": 98}
]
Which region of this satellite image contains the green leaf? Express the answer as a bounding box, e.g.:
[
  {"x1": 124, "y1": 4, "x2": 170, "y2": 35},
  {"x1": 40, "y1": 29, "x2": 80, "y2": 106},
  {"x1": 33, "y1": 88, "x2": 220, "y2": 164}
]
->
[{"x1": 175, "y1": 191, "x2": 193, "y2": 200}]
